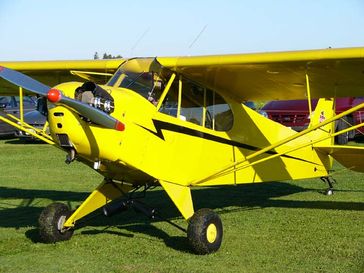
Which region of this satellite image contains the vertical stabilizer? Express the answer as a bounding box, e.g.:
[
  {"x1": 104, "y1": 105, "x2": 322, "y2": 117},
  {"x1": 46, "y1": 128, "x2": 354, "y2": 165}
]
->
[{"x1": 308, "y1": 98, "x2": 335, "y2": 146}]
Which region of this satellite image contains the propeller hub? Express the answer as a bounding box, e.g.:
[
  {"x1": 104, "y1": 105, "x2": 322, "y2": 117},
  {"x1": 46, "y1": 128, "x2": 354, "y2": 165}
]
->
[
  {"x1": 115, "y1": 120, "x2": 125, "y2": 131},
  {"x1": 47, "y1": 89, "x2": 62, "y2": 103}
]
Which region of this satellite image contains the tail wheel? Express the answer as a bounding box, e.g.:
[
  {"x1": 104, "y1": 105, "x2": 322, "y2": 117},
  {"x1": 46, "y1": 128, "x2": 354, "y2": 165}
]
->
[
  {"x1": 187, "y1": 208, "x2": 223, "y2": 254},
  {"x1": 38, "y1": 202, "x2": 74, "y2": 243}
]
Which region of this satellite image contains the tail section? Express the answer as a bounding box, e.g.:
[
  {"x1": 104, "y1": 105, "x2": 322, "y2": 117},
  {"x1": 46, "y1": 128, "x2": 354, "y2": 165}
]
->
[
  {"x1": 309, "y1": 98, "x2": 364, "y2": 173},
  {"x1": 308, "y1": 98, "x2": 336, "y2": 146}
]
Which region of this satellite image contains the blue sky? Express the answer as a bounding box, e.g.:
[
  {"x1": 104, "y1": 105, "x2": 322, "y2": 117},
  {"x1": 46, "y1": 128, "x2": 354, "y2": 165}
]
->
[{"x1": 0, "y1": 0, "x2": 363, "y2": 60}]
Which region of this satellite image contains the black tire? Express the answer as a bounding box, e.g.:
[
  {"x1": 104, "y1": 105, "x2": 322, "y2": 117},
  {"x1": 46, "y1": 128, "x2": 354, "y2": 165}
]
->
[
  {"x1": 187, "y1": 208, "x2": 223, "y2": 255},
  {"x1": 336, "y1": 118, "x2": 350, "y2": 145},
  {"x1": 38, "y1": 202, "x2": 74, "y2": 243}
]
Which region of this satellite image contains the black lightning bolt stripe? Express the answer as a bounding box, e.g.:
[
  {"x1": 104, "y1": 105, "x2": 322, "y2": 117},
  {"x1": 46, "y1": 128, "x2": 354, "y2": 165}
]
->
[{"x1": 137, "y1": 119, "x2": 319, "y2": 165}]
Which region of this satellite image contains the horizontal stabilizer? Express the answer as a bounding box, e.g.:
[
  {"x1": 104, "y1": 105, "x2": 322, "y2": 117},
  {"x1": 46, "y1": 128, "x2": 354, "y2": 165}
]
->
[{"x1": 315, "y1": 145, "x2": 364, "y2": 172}]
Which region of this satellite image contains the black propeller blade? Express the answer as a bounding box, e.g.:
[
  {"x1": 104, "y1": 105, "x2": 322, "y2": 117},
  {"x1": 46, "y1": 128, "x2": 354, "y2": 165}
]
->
[
  {"x1": 0, "y1": 65, "x2": 50, "y2": 96},
  {"x1": 0, "y1": 66, "x2": 125, "y2": 131}
]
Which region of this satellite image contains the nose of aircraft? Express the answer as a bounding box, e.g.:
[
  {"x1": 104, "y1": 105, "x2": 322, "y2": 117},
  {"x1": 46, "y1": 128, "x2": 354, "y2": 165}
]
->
[{"x1": 0, "y1": 66, "x2": 125, "y2": 131}]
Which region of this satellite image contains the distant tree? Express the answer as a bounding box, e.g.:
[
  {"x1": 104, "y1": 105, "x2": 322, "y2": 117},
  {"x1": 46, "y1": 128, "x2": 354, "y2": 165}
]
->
[
  {"x1": 93, "y1": 52, "x2": 122, "y2": 59},
  {"x1": 102, "y1": 53, "x2": 122, "y2": 59}
]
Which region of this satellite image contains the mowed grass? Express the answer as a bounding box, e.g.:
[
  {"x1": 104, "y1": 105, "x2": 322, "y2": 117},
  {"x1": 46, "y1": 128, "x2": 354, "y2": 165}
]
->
[{"x1": 0, "y1": 138, "x2": 363, "y2": 273}]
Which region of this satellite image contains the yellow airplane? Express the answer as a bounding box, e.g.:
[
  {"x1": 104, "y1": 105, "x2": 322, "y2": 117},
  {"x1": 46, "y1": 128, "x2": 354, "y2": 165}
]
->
[{"x1": 1, "y1": 47, "x2": 364, "y2": 254}]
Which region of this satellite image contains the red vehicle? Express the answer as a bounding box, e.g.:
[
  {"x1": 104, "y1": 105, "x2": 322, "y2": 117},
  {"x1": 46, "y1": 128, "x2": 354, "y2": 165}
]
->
[{"x1": 260, "y1": 97, "x2": 364, "y2": 144}]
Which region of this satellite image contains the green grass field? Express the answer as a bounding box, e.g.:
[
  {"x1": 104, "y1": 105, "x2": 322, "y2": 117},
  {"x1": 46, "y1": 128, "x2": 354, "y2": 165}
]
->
[{"x1": 0, "y1": 138, "x2": 363, "y2": 273}]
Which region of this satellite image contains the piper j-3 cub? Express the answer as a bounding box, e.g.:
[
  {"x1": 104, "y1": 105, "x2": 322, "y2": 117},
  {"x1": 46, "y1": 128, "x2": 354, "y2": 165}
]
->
[{"x1": 1, "y1": 47, "x2": 364, "y2": 254}]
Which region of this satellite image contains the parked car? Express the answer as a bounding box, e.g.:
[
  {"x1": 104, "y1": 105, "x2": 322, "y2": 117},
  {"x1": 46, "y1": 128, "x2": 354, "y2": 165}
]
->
[
  {"x1": 0, "y1": 96, "x2": 37, "y2": 136},
  {"x1": 352, "y1": 98, "x2": 364, "y2": 133},
  {"x1": 15, "y1": 110, "x2": 48, "y2": 139},
  {"x1": 15, "y1": 97, "x2": 48, "y2": 139},
  {"x1": 260, "y1": 97, "x2": 364, "y2": 144}
]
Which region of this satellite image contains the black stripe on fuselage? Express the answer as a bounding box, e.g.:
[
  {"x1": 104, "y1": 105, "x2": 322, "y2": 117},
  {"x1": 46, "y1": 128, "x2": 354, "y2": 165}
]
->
[{"x1": 137, "y1": 119, "x2": 318, "y2": 165}]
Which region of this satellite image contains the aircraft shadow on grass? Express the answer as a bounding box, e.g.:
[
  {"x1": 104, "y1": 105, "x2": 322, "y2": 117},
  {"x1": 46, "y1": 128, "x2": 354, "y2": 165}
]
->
[{"x1": 0, "y1": 182, "x2": 363, "y2": 251}]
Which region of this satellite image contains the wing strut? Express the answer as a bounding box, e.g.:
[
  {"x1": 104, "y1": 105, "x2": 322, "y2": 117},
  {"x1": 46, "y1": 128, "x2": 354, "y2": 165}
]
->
[
  {"x1": 200, "y1": 121, "x2": 364, "y2": 182},
  {"x1": 0, "y1": 114, "x2": 54, "y2": 145},
  {"x1": 191, "y1": 102, "x2": 364, "y2": 185},
  {"x1": 19, "y1": 86, "x2": 24, "y2": 125},
  {"x1": 0, "y1": 85, "x2": 55, "y2": 144},
  {"x1": 305, "y1": 73, "x2": 313, "y2": 116}
]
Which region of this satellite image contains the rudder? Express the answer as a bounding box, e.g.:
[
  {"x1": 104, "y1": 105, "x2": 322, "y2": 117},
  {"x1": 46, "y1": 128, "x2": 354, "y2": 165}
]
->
[{"x1": 308, "y1": 98, "x2": 336, "y2": 146}]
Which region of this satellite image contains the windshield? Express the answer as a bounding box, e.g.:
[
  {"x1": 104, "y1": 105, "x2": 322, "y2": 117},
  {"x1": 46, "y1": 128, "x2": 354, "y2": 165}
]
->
[{"x1": 107, "y1": 58, "x2": 165, "y2": 101}]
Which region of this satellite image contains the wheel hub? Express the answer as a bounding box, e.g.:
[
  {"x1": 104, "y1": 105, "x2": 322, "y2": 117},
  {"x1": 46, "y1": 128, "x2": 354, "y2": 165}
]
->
[
  {"x1": 57, "y1": 215, "x2": 67, "y2": 233},
  {"x1": 206, "y1": 223, "x2": 217, "y2": 243}
]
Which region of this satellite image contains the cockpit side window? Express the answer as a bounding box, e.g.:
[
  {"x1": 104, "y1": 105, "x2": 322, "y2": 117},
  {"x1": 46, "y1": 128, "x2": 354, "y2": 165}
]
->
[
  {"x1": 158, "y1": 80, "x2": 179, "y2": 116},
  {"x1": 180, "y1": 82, "x2": 204, "y2": 126},
  {"x1": 158, "y1": 76, "x2": 233, "y2": 131},
  {"x1": 107, "y1": 59, "x2": 233, "y2": 131},
  {"x1": 205, "y1": 91, "x2": 234, "y2": 131}
]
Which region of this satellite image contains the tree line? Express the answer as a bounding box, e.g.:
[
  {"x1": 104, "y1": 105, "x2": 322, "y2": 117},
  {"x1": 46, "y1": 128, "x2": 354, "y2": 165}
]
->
[{"x1": 94, "y1": 52, "x2": 122, "y2": 59}]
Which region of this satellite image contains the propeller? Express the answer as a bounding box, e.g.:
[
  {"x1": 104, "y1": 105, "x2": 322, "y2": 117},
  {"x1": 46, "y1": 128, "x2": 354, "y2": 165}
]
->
[{"x1": 0, "y1": 66, "x2": 125, "y2": 131}]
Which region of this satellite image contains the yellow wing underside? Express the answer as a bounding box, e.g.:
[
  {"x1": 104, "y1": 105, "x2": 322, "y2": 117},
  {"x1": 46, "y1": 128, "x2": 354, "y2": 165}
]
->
[{"x1": 158, "y1": 47, "x2": 364, "y2": 101}]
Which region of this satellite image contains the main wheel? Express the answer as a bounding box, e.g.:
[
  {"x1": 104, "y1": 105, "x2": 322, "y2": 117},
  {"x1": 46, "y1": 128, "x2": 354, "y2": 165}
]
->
[
  {"x1": 38, "y1": 202, "x2": 74, "y2": 243},
  {"x1": 187, "y1": 208, "x2": 223, "y2": 254}
]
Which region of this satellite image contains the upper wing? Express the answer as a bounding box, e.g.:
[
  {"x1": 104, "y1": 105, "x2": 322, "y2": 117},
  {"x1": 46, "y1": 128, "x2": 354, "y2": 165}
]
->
[
  {"x1": 158, "y1": 47, "x2": 364, "y2": 102},
  {"x1": 0, "y1": 59, "x2": 123, "y2": 95}
]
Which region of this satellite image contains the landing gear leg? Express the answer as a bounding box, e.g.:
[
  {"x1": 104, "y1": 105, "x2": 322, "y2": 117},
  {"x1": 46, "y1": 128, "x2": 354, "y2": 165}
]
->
[
  {"x1": 38, "y1": 179, "x2": 133, "y2": 243},
  {"x1": 320, "y1": 176, "x2": 336, "y2": 195}
]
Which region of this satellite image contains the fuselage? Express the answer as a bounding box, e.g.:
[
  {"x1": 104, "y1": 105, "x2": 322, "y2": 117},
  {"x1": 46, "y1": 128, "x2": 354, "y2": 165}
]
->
[{"x1": 47, "y1": 58, "x2": 332, "y2": 188}]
